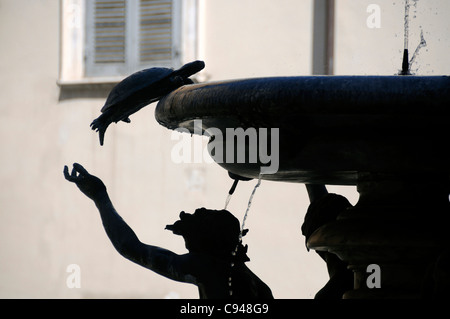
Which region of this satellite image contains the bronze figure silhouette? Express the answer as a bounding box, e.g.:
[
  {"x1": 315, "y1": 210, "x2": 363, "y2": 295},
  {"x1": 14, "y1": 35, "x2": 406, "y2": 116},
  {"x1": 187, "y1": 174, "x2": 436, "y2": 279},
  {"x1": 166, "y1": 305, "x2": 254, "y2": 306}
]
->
[
  {"x1": 302, "y1": 184, "x2": 354, "y2": 299},
  {"x1": 64, "y1": 163, "x2": 273, "y2": 299}
]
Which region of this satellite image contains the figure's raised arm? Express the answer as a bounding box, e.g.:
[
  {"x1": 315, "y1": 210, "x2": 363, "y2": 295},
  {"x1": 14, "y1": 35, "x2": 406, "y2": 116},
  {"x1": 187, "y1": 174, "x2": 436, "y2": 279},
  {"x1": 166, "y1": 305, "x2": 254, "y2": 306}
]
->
[
  {"x1": 64, "y1": 163, "x2": 107, "y2": 201},
  {"x1": 305, "y1": 184, "x2": 328, "y2": 203},
  {"x1": 63, "y1": 163, "x2": 196, "y2": 284}
]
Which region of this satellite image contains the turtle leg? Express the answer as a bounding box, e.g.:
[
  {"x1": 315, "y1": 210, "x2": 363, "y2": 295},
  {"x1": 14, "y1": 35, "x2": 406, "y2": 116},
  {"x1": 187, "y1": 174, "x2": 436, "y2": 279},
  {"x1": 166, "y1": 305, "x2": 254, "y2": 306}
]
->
[
  {"x1": 90, "y1": 113, "x2": 111, "y2": 146},
  {"x1": 171, "y1": 75, "x2": 194, "y2": 86}
]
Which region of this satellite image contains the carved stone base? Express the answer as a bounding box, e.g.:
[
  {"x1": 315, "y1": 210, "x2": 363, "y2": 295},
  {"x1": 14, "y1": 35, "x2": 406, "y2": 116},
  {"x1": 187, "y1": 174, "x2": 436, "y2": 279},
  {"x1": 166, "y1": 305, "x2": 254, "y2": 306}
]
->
[{"x1": 308, "y1": 173, "x2": 450, "y2": 299}]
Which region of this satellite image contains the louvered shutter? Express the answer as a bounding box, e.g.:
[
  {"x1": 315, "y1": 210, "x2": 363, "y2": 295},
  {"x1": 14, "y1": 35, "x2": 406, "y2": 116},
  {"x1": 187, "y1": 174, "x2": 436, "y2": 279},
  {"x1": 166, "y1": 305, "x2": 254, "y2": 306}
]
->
[
  {"x1": 85, "y1": 0, "x2": 128, "y2": 77},
  {"x1": 139, "y1": 0, "x2": 173, "y2": 64},
  {"x1": 85, "y1": 0, "x2": 180, "y2": 78}
]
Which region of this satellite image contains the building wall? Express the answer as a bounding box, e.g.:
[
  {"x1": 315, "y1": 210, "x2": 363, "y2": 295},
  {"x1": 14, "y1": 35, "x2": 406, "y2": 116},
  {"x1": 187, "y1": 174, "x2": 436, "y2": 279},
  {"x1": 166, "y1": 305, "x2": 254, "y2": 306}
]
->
[
  {"x1": 1, "y1": 0, "x2": 448, "y2": 299},
  {"x1": 198, "y1": 0, "x2": 313, "y2": 80},
  {"x1": 335, "y1": 0, "x2": 450, "y2": 75}
]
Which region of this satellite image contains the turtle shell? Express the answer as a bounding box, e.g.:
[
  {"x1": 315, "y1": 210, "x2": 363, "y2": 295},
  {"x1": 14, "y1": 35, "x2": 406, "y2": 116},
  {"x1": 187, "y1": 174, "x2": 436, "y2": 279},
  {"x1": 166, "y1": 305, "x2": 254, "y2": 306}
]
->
[{"x1": 101, "y1": 66, "x2": 174, "y2": 113}]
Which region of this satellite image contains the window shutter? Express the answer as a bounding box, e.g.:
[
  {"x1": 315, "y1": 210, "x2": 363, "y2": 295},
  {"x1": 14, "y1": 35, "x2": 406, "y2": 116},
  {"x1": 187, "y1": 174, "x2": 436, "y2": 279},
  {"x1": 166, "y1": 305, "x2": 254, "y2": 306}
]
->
[
  {"x1": 85, "y1": 0, "x2": 128, "y2": 77},
  {"x1": 85, "y1": 0, "x2": 181, "y2": 78},
  {"x1": 93, "y1": 0, "x2": 126, "y2": 64},
  {"x1": 139, "y1": 0, "x2": 173, "y2": 65}
]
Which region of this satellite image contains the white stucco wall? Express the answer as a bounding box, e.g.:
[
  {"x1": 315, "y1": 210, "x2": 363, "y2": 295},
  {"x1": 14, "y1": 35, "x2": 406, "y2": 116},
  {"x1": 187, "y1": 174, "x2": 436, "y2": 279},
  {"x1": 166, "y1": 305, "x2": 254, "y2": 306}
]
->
[{"x1": 1, "y1": 0, "x2": 447, "y2": 299}]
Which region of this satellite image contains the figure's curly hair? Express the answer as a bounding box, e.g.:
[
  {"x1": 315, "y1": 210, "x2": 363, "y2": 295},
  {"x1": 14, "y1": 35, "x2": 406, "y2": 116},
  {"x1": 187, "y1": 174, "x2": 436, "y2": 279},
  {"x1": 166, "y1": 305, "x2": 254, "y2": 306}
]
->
[{"x1": 166, "y1": 208, "x2": 250, "y2": 262}]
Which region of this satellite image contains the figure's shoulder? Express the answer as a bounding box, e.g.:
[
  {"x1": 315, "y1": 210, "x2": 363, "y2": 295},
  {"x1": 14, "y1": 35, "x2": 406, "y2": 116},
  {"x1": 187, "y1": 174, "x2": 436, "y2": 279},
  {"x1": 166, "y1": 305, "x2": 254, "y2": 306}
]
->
[
  {"x1": 180, "y1": 253, "x2": 232, "y2": 278},
  {"x1": 177, "y1": 252, "x2": 215, "y2": 273}
]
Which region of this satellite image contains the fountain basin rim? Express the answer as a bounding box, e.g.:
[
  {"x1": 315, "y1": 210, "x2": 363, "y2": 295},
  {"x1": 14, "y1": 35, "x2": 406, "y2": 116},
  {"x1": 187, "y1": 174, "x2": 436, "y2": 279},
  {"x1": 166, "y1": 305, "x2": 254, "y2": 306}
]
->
[{"x1": 155, "y1": 75, "x2": 450, "y2": 184}]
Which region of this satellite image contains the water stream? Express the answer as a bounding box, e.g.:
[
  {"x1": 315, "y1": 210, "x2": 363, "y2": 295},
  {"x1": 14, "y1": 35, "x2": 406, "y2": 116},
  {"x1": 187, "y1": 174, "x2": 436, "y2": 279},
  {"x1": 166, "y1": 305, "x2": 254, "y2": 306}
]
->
[
  {"x1": 409, "y1": 28, "x2": 427, "y2": 73},
  {"x1": 239, "y1": 175, "x2": 262, "y2": 242},
  {"x1": 400, "y1": 0, "x2": 427, "y2": 75}
]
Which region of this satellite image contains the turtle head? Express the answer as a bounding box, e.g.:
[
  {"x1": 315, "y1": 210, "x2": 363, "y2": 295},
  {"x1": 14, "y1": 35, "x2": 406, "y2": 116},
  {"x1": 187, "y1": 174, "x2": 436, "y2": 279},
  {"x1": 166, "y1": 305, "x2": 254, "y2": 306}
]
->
[{"x1": 176, "y1": 60, "x2": 205, "y2": 78}]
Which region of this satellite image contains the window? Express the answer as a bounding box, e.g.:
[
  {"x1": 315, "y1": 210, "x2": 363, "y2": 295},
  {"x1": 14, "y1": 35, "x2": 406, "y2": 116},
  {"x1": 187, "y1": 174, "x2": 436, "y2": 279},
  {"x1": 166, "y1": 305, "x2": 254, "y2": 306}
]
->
[
  {"x1": 59, "y1": 0, "x2": 197, "y2": 85},
  {"x1": 85, "y1": 0, "x2": 181, "y2": 77}
]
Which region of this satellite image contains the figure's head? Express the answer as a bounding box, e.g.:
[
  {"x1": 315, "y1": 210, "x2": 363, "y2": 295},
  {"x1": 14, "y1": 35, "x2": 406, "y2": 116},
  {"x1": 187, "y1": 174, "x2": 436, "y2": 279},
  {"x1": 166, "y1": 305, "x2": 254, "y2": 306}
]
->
[
  {"x1": 301, "y1": 193, "x2": 352, "y2": 251},
  {"x1": 165, "y1": 208, "x2": 248, "y2": 259}
]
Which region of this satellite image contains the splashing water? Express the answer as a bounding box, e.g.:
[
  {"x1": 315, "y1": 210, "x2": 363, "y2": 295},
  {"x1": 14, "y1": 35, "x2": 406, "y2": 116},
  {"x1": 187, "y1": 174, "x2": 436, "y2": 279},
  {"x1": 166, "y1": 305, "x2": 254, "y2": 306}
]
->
[
  {"x1": 399, "y1": 0, "x2": 412, "y2": 74},
  {"x1": 403, "y1": 0, "x2": 411, "y2": 53},
  {"x1": 408, "y1": 28, "x2": 427, "y2": 74},
  {"x1": 228, "y1": 175, "x2": 262, "y2": 296},
  {"x1": 224, "y1": 193, "x2": 232, "y2": 209},
  {"x1": 224, "y1": 178, "x2": 239, "y2": 209},
  {"x1": 403, "y1": 0, "x2": 419, "y2": 50},
  {"x1": 400, "y1": 0, "x2": 425, "y2": 75},
  {"x1": 239, "y1": 174, "x2": 262, "y2": 241}
]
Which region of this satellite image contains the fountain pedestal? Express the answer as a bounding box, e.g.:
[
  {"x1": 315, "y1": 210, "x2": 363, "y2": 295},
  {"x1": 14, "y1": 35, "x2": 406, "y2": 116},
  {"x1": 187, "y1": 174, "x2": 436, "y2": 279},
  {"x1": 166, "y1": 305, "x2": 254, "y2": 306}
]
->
[
  {"x1": 155, "y1": 76, "x2": 450, "y2": 298},
  {"x1": 309, "y1": 172, "x2": 450, "y2": 298}
]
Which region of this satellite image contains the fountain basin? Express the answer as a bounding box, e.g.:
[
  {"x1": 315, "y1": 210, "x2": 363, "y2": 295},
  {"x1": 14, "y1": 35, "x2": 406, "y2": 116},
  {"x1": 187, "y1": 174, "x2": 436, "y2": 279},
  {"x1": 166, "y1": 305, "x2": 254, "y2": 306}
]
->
[
  {"x1": 155, "y1": 75, "x2": 450, "y2": 298},
  {"x1": 156, "y1": 76, "x2": 450, "y2": 184}
]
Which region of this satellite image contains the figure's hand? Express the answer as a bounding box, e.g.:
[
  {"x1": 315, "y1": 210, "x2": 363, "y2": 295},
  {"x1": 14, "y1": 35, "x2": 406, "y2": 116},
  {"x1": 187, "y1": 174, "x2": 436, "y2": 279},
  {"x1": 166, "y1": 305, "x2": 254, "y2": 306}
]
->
[{"x1": 64, "y1": 163, "x2": 107, "y2": 201}]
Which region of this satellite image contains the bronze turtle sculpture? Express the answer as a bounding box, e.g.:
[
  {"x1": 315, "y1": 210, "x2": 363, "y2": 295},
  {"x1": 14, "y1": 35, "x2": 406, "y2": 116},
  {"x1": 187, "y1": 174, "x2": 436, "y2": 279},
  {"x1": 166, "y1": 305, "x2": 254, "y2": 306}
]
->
[{"x1": 91, "y1": 60, "x2": 205, "y2": 145}]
